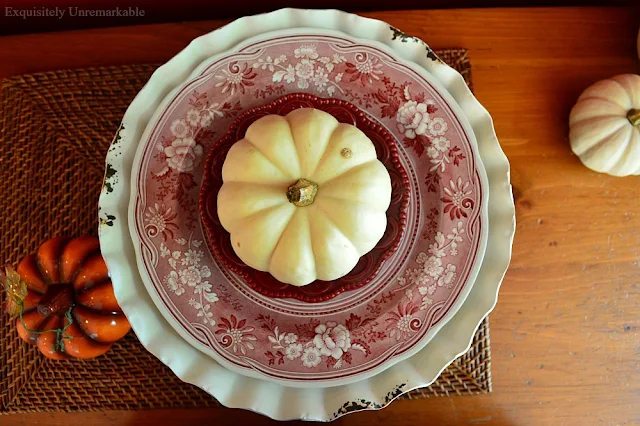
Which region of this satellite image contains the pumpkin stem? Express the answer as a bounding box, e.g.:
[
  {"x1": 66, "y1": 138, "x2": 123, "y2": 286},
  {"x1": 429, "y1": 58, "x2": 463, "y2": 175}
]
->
[
  {"x1": 55, "y1": 308, "x2": 75, "y2": 352},
  {"x1": 286, "y1": 179, "x2": 318, "y2": 207},
  {"x1": 18, "y1": 305, "x2": 74, "y2": 353},
  {"x1": 37, "y1": 284, "x2": 75, "y2": 317},
  {"x1": 628, "y1": 109, "x2": 640, "y2": 126},
  {"x1": 3, "y1": 265, "x2": 74, "y2": 354}
]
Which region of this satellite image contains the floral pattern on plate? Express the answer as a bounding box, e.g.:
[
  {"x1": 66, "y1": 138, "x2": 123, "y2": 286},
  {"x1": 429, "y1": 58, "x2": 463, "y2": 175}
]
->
[{"x1": 132, "y1": 34, "x2": 484, "y2": 383}]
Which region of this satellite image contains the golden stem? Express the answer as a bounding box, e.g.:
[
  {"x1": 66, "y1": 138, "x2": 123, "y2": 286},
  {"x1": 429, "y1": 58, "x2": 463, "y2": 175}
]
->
[
  {"x1": 286, "y1": 179, "x2": 318, "y2": 207},
  {"x1": 628, "y1": 108, "x2": 640, "y2": 126}
]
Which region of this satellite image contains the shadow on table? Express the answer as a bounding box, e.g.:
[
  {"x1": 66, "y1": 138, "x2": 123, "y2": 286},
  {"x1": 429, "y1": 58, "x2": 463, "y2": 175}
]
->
[
  {"x1": 329, "y1": 398, "x2": 516, "y2": 426},
  {"x1": 121, "y1": 397, "x2": 516, "y2": 425}
]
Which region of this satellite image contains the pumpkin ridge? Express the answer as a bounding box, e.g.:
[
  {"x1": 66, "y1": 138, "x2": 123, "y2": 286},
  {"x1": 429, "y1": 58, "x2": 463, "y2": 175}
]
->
[
  {"x1": 316, "y1": 159, "x2": 378, "y2": 187},
  {"x1": 218, "y1": 180, "x2": 288, "y2": 189},
  {"x1": 284, "y1": 115, "x2": 303, "y2": 177},
  {"x1": 27, "y1": 287, "x2": 45, "y2": 296},
  {"x1": 605, "y1": 126, "x2": 636, "y2": 175},
  {"x1": 18, "y1": 309, "x2": 49, "y2": 342},
  {"x1": 17, "y1": 256, "x2": 47, "y2": 294},
  {"x1": 611, "y1": 76, "x2": 638, "y2": 107},
  {"x1": 217, "y1": 181, "x2": 290, "y2": 230},
  {"x1": 73, "y1": 300, "x2": 122, "y2": 316},
  {"x1": 63, "y1": 321, "x2": 112, "y2": 358},
  {"x1": 318, "y1": 193, "x2": 386, "y2": 212},
  {"x1": 313, "y1": 203, "x2": 359, "y2": 254},
  {"x1": 310, "y1": 127, "x2": 376, "y2": 185},
  {"x1": 23, "y1": 289, "x2": 44, "y2": 310},
  {"x1": 581, "y1": 79, "x2": 630, "y2": 106},
  {"x1": 247, "y1": 113, "x2": 302, "y2": 177},
  {"x1": 631, "y1": 132, "x2": 640, "y2": 175},
  {"x1": 15, "y1": 310, "x2": 43, "y2": 343},
  {"x1": 316, "y1": 197, "x2": 387, "y2": 254},
  {"x1": 226, "y1": 203, "x2": 293, "y2": 234},
  {"x1": 302, "y1": 119, "x2": 347, "y2": 179},
  {"x1": 34, "y1": 310, "x2": 56, "y2": 333},
  {"x1": 56, "y1": 240, "x2": 68, "y2": 285},
  {"x1": 70, "y1": 309, "x2": 96, "y2": 343},
  {"x1": 578, "y1": 95, "x2": 627, "y2": 107},
  {"x1": 266, "y1": 208, "x2": 300, "y2": 271},
  {"x1": 36, "y1": 236, "x2": 71, "y2": 285},
  {"x1": 71, "y1": 308, "x2": 119, "y2": 344},
  {"x1": 35, "y1": 258, "x2": 51, "y2": 286},
  {"x1": 570, "y1": 119, "x2": 627, "y2": 155},
  {"x1": 35, "y1": 315, "x2": 69, "y2": 360},
  {"x1": 580, "y1": 124, "x2": 630, "y2": 162},
  {"x1": 73, "y1": 276, "x2": 111, "y2": 295},
  {"x1": 75, "y1": 279, "x2": 123, "y2": 313},
  {"x1": 288, "y1": 111, "x2": 339, "y2": 178},
  {"x1": 268, "y1": 208, "x2": 317, "y2": 285},
  {"x1": 306, "y1": 208, "x2": 319, "y2": 276},
  {"x1": 72, "y1": 251, "x2": 110, "y2": 292},
  {"x1": 66, "y1": 247, "x2": 102, "y2": 285},
  {"x1": 72, "y1": 305, "x2": 130, "y2": 343},
  {"x1": 572, "y1": 113, "x2": 627, "y2": 124},
  {"x1": 245, "y1": 138, "x2": 297, "y2": 180}
]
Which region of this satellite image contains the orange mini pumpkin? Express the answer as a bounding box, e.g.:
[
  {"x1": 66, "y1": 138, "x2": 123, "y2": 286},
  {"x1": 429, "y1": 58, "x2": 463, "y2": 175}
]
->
[{"x1": 15, "y1": 236, "x2": 130, "y2": 359}]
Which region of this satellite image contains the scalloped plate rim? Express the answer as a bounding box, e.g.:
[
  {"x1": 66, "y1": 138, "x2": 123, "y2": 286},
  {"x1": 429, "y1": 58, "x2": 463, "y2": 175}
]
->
[
  {"x1": 98, "y1": 7, "x2": 515, "y2": 421},
  {"x1": 126, "y1": 24, "x2": 490, "y2": 388}
]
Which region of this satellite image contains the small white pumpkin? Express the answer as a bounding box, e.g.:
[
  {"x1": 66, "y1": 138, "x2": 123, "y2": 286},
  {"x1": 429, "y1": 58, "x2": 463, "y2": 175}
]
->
[
  {"x1": 569, "y1": 74, "x2": 640, "y2": 176},
  {"x1": 217, "y1": 108, "x2": 391, "y2": 286}
]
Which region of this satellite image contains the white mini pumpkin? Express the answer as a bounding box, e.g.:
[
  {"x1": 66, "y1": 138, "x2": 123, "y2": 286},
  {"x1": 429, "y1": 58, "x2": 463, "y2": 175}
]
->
[
  {"x1": 569, "y1": 74, "x2": 640, "y2": 176},
  {"x1": 217, "y1": 108, "x2": 392, "y2": 286}
]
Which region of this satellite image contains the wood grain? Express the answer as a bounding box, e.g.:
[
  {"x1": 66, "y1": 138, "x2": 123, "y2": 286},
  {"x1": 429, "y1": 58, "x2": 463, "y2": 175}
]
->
[
  {"x1": 2, "y1": 6, "x2": 640, "y2": 426},
  {"x1": 1, "y1": 1, "x2": 639, "y2": 36}
]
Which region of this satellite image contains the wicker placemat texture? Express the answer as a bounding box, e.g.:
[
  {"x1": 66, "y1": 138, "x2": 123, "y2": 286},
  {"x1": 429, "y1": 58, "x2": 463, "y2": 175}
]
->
[{"x1": 0, "y1": 49, "x2": 491, "y2": 415}]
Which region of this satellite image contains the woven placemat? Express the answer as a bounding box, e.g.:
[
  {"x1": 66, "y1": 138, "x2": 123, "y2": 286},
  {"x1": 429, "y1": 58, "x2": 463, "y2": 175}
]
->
[{"x1": 0, "y1": 49, "x2": 491, "y2": 415}]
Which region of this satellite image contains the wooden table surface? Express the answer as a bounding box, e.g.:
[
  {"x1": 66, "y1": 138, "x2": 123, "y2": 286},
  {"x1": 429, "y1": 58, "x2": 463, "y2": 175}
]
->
[{"x1": 2, "y1": 6, "x2": 640, "y2": 426}]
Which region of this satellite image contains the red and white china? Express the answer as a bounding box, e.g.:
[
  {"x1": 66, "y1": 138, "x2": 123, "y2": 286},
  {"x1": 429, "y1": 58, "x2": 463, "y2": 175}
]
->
[{"x1": 99, "y1": 10, "x2": 514, "y2": 421}]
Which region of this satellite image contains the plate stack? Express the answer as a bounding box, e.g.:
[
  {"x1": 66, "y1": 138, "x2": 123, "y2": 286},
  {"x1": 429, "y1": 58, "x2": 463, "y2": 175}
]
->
[{"x1": 98, "y1": 8, "x2": 515, "y2": 421}]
